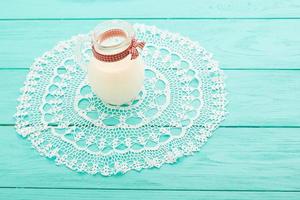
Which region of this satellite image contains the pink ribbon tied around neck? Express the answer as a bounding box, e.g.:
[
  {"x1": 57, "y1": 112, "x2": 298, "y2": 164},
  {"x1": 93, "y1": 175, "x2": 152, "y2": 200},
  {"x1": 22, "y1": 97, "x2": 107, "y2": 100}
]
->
[{"x1": 128, "y1": 39, "x2": 146, "y2": 60}]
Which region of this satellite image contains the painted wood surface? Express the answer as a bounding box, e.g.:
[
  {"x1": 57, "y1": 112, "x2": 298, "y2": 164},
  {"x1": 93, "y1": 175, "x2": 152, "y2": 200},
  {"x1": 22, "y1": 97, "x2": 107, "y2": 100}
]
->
[
  {"x1": 0, "y1": 189, "x2": 299, "y2": 200},
  {"x1": 1, "y1": 127, "x2": 299, "y2": 190},
  {"x1": 1, "y1": 20, "x2": 300, "y2": 69},
  {"x1": 1, "y1": 70, "x2": 299, "y2": 126},
  {"x1": 0, "y1": 0, "x2": 299, "y2": 199},
  {"x1": 0, "y1": 0, "x2": 300, "y2": 19}
]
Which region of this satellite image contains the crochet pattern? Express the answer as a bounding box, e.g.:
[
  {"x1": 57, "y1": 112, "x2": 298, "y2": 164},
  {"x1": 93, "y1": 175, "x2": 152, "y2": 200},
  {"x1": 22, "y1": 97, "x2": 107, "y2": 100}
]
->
[{"x1": 15, "y1": 24, "x2": 227, "y2": 176}]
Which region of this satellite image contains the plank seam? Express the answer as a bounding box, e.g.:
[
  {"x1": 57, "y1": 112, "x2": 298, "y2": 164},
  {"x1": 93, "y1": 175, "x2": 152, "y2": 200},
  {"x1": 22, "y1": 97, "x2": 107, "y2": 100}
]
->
[
  {"x1": 1, "y1": 17, "x2": 300, "y2": 21},
  {"x1": 0, "y1": 187, "x2": 299, "y2": 192},
  {"x1": 2, "y1": 124, "x2": 300, "y2": 128},
  {"x1": 1, "y1": 68, "x2": 300, "y2": 71}
]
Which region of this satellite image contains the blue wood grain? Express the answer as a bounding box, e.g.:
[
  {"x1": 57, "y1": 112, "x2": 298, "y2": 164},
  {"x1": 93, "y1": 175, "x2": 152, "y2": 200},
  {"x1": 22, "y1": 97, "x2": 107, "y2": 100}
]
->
[
  {"x1": 1, "y1": 20, "x2": 300, "y2": 69},
  {"x1": 0, "y1": 0, "x2": 300, "y2": 19},
  {"x1": 1, "y1": 70, "x2": 299, "y2": 126},
  {"x1": 0, "y1": 127, "x2": 299, "y2": 190},
  {"x1": 1, "y1": 188, "x2": 299, "y2": 200},
  {"x1": 0, "y1": 0, "x2": 300, "y2": 199}
]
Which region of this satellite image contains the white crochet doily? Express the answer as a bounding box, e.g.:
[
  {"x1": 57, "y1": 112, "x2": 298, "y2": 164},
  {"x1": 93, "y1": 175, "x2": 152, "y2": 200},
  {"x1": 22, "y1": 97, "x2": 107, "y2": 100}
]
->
[{"x1": 15, "y1": 24, "x2": 227, "y2": 176}]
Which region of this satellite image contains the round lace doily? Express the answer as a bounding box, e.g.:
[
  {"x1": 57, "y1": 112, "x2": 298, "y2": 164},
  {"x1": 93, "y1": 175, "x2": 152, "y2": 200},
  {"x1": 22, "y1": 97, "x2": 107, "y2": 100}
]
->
[{"x1": 15, "y1": 24, "x2": 227, "y2": 176}]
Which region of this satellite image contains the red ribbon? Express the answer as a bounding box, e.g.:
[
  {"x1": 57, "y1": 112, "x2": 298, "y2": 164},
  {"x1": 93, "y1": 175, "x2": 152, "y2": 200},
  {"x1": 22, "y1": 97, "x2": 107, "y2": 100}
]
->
[
  {"x1": 128, "y1": 38, "x2": 145, "y2": 60},
  {"x1": 92, "y1": 38, "x2": 145, "y2": 62}
]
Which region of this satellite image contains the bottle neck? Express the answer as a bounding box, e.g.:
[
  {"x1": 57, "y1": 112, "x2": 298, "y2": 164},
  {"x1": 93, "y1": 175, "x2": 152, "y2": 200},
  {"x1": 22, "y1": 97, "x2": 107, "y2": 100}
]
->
[
  {"x1": 92, "y1": 21, "x2": 134, "y2": 55},
  {"x1": 91, "y1": 20, "x2": 145, "y2": 62}
]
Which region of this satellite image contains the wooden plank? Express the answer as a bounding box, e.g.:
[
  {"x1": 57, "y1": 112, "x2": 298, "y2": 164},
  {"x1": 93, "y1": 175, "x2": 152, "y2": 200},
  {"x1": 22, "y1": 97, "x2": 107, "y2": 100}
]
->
[
  {"x1": 0, "y1": 188, "x2": 299, "y2": 200},
  {"x1": 0, "y1": 0, "x2": 299, "y2": 19},
  {"x1": 1, "y1": 20, "x2": 300, "y2": 69},
  {"x1": 2, "y1": 70, "x2": 300, "y2": 126},
  {"x1": 0, "y1": 126, "x2": 299, "y2": 190}
]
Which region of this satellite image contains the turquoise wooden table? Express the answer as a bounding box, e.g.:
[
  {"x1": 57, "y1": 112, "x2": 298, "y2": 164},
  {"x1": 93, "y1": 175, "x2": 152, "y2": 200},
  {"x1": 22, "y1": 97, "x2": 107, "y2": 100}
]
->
[{"x1": 0, "y1": 0, "x2": 300, "y2": 199}]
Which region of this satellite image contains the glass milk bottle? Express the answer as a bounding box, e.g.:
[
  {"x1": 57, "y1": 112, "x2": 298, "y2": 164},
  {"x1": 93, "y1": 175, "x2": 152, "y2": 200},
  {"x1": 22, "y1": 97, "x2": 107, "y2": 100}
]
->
[{"x1": 88, "y1": 20, "x2": 145, "y2": 105}]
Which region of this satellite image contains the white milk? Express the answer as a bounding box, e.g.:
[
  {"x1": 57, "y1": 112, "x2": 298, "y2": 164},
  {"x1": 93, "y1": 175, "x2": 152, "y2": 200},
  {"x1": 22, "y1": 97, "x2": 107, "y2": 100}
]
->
[
  {"x1": 88, "y1": 54, "x2": 144, "y2": 105},
  {"x1": 87, "y1": 20, "x2": 144, "y2": 105}
]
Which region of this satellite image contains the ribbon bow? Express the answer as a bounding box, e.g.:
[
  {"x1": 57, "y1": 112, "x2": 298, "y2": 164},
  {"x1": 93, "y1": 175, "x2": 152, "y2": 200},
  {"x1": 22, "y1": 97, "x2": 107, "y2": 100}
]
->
[{"x1": 128, "y1": 39, "x2": 145, "y2": 60}]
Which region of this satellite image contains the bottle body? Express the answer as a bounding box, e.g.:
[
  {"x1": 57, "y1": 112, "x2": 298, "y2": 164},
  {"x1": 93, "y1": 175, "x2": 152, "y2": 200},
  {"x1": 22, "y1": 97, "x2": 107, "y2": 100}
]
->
[
  {"x1": 86, "y1": 20, "x2": 145, "y2": 105},
  {"x1": 88, "y1": 54, "x2": 144, "y2": 105}
]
